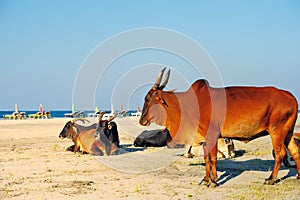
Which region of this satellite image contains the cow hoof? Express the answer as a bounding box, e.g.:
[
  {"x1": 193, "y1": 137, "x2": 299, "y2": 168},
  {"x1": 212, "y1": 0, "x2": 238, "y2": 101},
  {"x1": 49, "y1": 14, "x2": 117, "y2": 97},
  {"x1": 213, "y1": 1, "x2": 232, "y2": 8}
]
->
[
  {"x1": 199, "y1": 179, "x2": 210, "y2": 187},
  {"x1": 110, "y1": 149, "x2": 119, "y2": 155},
  {"x1": 66, "y1": 145, "x2": 75, "y2": 152},
  {"x1": 199, "y1": 178, "x2": 217, "y2": 187},
  {"x1": 264, "y1": 179, "x2": 279, "y2": 185},
  {"x1": 186, "y1": 153, "x2": 195, "y2": 158},
  {"x1": 199, "y1": 180, "x2": 217, "y2": 188},
  {"x1": 209, "y1": 182, "x2": 217, "y2": 188},
  {"x1": 182, "y1": 153, "x2": 194, "y2": 158}
]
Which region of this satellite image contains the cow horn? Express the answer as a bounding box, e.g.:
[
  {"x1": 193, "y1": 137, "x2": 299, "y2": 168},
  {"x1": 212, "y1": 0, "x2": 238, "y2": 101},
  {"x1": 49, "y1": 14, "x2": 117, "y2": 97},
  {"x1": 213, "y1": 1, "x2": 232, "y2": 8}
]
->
[
  {"x1": 71, "y1": 118, "x2": 90, "y2": 124},
  {"x1": 159, "y1": 69, "x2": 170, "y2": 90},
  {"x1": 153, "y1": 67, "x2": 166, "y2": 90},
  {"x1": 98, "y1": 111, "x2": 106, "y2": 121}
]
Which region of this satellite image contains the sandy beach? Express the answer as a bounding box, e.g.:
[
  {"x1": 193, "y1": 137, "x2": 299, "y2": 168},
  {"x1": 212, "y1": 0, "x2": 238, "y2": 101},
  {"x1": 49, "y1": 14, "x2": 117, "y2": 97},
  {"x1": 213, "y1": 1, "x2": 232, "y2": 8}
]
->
[{"x1": 1, "y1": 116, "x2": 300, "y2": 200}]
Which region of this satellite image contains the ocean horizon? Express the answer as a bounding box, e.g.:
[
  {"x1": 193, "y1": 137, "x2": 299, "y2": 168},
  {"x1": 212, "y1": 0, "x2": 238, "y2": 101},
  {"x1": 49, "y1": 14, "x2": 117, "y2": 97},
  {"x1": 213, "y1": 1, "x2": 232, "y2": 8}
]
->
[
  {"x1": 1, "y1": 110, "x2": 300, "y2": 120},
  {"x1": 0, "y1": 110, "x2": 139, "y2": 119}
]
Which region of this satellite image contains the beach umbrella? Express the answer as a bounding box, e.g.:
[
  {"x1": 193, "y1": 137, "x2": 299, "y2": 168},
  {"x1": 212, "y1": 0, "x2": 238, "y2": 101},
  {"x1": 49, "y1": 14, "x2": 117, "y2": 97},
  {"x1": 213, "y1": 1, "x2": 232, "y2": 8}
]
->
[
  {"x1": 95, "y1": 106, "x2": 99, "y2": 114},
  {"x1": 14, "y1": 104, "x2": 19, "y2": 113},
  {"x1": 39, "y1": 104, "x2": 43, "y2": 113},
  {"x1": 111, "y1": 104, "x2": 115, "y2": 113},
  {"x1": 72, "y1": 104, "x2": 75, "y2": 113}
]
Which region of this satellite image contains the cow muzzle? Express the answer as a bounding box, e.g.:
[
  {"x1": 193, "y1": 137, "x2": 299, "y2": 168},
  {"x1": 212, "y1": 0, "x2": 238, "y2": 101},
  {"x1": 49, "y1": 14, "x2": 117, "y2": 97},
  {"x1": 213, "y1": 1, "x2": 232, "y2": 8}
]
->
[
  {"x1": 59, "y1": 132, "x2": 66, "y2": 139},
  {"x1": 139, "y1": 117, "x2": 150, "y2": 126}
]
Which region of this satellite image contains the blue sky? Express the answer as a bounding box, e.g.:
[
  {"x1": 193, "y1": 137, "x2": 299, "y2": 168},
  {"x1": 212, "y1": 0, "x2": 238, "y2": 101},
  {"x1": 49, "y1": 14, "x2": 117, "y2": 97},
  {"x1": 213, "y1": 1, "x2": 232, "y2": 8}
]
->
[{"x1": 0, "y1": 1, "x2": 299, "y2": 110}]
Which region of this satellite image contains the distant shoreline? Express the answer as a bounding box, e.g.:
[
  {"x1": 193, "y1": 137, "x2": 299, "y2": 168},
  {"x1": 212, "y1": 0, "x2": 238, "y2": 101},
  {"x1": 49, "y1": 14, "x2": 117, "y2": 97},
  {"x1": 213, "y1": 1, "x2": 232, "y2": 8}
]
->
[
  {"x1": 0, "y1": 110, "x2": 138, "y2": 119},
  {"x1": 1, "y1": 110, "x2": 300, "y2": 120}
]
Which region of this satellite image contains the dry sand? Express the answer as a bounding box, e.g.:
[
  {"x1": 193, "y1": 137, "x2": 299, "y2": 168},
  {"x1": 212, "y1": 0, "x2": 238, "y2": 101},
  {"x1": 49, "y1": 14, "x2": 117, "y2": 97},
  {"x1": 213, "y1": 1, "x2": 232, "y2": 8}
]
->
[{"x1": 0, "y1": 116, "x2": 300, "y2": 200}]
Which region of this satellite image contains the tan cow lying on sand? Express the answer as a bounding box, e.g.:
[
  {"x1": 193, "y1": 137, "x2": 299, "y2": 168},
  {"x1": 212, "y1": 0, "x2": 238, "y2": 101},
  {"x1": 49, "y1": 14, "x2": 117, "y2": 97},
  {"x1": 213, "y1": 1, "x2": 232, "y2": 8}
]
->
[{"x1": 59, "y1": 112, "x2": 119, "y2": 155}]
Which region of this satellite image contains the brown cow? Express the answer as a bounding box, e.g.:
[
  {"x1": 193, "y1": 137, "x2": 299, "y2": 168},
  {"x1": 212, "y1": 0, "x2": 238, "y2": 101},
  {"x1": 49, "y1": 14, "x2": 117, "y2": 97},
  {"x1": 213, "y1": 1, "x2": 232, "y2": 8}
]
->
[
  {"x1": 59, "y1": 113, "x2": 119, "y2": 155},
  {"x1": 139, "y1": 67, "x2": 300, "y2": 187}
]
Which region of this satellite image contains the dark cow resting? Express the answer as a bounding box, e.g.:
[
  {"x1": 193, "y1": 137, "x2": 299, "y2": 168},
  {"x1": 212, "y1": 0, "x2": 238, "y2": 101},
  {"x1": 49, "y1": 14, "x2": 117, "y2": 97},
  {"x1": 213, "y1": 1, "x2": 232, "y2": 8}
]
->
[
  {"x1": 134, "y1": 129, "x2": 184, "y2": 148},
  {"x1": 103, "y1": 121, "x2": 120, "y2": 147},
  {"x1": 134, "y1": 129, "x2": 171, "y2": 147},
  {"x1": 94, "y1": 121, "x2": 120, "y2": 155},
  {"x1": 134, "y1": 129, "x2": 235, "y2": 159}
]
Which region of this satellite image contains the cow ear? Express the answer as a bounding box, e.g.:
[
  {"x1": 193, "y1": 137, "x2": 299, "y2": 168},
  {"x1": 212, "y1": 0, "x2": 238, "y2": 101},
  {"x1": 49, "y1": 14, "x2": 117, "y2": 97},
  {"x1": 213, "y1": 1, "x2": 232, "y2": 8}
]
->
[{"x1": 67, "y1": 122, "x2": 73, "y2": 128}]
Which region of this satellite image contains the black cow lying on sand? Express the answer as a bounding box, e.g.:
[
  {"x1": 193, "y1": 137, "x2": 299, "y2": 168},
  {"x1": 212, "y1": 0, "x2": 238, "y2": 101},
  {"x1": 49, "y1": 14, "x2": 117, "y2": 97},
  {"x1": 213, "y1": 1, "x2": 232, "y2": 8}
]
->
[
  {"x1": 96, "y1": 121, "x2": 120, "y2": 148},
  {"x1": 134, "y1": 128, "x2": 235, "y2": 159},
  {"x1": 134, "y1": 129, "x2": 173, "y2": 147}
]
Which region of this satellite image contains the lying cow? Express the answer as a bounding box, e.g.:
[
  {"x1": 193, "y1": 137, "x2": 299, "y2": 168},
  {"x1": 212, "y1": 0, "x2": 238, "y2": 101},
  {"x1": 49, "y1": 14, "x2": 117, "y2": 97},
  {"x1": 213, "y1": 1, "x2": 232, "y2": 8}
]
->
[
  {"x1": 59, "y1": 118, "x2": 96, "y2": 152},
  {"x1": 134, "y1": 129, "x2": 234, "y2": 159},
  {"x1": 134, "y1": 129, "x2": 173, "y2": 147},
  {"x1": 96, "y1": 118, "x2": 120, "y2": 148},
  {"x1": 59, "y1": 112, "x2": 120, "y2": 155}
]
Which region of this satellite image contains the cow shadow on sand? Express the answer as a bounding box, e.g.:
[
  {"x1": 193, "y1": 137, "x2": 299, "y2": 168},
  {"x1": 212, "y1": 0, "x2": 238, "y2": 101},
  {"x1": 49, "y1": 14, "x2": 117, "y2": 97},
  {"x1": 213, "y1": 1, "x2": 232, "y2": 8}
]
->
[
  {"x1": 191, "y1": 150, "x2": 297, "y2": 186},
  {"x1": 66, "y1": 144, "x2": 147, "y2": 154},
  {"x1": 118, "y1": 144, "x2": 147, "y2": 153}
]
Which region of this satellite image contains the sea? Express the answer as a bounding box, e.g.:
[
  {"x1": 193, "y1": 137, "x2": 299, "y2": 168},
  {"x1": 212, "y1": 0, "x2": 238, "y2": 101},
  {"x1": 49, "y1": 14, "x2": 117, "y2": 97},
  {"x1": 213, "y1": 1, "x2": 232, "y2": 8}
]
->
[
  {"x1": 0, "y1": 110, "x2": 299, "y2": 120},
  {"x1": 0, "y1": 110, "x2": 137, "y2": 119}
]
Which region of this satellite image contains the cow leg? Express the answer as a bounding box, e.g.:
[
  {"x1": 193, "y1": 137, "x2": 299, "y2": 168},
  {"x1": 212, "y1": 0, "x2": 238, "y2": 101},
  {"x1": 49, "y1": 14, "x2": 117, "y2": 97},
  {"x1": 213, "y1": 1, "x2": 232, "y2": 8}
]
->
[
  {"x1": 74, "y1": 140, "x2": 80, "y2": 154},
  {"x1": 91, "y1": 142, "x2": 104, "y2": 156},
  {"x1": 287, "y1": 135, "x2": 300, "y2": 179},
  {"x1": 199, "y1": 142, "x2": 218, "y2": 187},
  {"x1": 96, "y1": 140, "x2": 108, "y2": 156},
  {"x1": 66, "y1": 145, "x2": 75, "y2": 152},
  {"x1": 210, "y1": 143, "x2": 218, "y2": 187},
  {"x1": 183, "y1": 145, "x2": 194, "y2": 158},
  {"x1": 199, "y1": 152, "x2": 211, "y2": 186},
  {"x1": 110, "y1": 144, "x2": 119, "y2": 155},
  {"x1": 265, "y1": 134, "x2": 286, "y2": 185}
]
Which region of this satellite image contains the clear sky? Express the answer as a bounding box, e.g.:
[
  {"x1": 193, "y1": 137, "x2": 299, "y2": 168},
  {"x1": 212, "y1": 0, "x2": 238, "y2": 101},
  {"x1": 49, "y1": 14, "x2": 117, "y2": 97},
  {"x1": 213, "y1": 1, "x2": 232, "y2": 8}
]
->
[{"x1": 0, "y1": 0, "x2": 299, "y2": 111}]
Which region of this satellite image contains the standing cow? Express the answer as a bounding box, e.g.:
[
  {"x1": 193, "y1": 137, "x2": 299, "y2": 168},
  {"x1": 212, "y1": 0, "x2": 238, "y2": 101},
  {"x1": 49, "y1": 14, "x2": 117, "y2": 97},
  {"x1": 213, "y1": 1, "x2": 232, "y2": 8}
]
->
[{"x1": 139, "y1": 67, "x2": 300, "y2": 187}]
